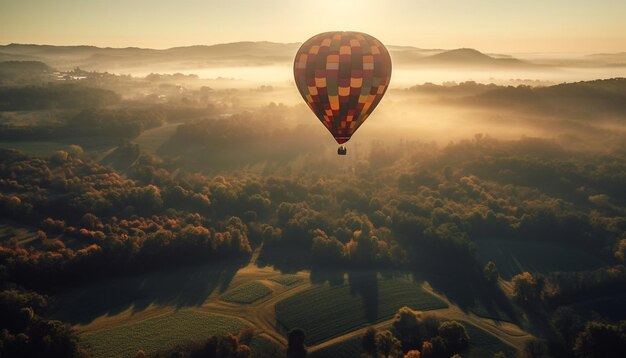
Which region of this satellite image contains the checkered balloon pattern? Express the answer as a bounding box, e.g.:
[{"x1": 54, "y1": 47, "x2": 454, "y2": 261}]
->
[{"x1": 294, "y1": 31, "x2": 392, "y2": 144}]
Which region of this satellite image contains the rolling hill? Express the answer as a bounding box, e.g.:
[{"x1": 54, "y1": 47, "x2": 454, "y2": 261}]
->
[
  {"x1": 417, "y1": 48, "x2": 528, "y2": 66},
  {"x1": 0, "y1": 42, "x2": 530, "y2": 71}
]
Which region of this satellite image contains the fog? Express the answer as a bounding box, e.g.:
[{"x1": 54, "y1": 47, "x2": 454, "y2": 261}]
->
[
  {"x1": 1, "y1": 43, "x2": 625, "y2": 172},
  {"x1": 121, "y1": 63, "x2": 626, "y2": 88}
]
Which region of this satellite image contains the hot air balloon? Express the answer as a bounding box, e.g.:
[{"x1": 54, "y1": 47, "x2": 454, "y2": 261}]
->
[{"x1": 294, "y1": 31, "x2": 392, "y2": 155}]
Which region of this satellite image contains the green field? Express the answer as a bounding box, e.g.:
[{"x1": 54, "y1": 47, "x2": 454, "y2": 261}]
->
[
  {"x1": 269, "y1": 274, "x2": 302, "y2": 286},
  {"x1": 463, "y1": 322, "x2": 517, "y2": 358},
  {"x1": 475, "y1": 239, "x2": 606, "y2": 280},
  {"x1": 133, "y1": 122, "x2": 180, "y2": 152},
  {"x1": 51, "y1": 262, "x2": 241, "y2": 325},
  {"x1": 220, "y1": 281, "x2": 272, "y2": 304},
  {"x1": 275, "y1": 277, "x2": 448, "y2": 345},
  {"x1": 468, "y1": 297, "x2": 520, "y2": 323},
  {"x1": 81, "y1": 309, "x2": 248, "y2": 358}
]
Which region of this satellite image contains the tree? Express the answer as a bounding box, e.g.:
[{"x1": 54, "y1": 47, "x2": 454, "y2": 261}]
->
[
  {"x1": 615, "y1": 238, "x2": 626, "y2": 262},
  {"x1": 404, "y1": 350, "x2": 421, "y2": 358},
  {"x1": 484, "y1": 261, "x2": 499, "y2": 284},
  {"x1": 573, "y1": 321, "x2": 626, "y2": 358},
  {"x1": 311, "y1": 235, "x2": 345, "y2": 264},
  {"x1": 216, "y1": 333, "x2": 240, "y2": 357},
  {"x1": 551, "y1": 306, "x2": 585, "y2": 350},
  {"x1": 236, "y1": 344, "x2": 251, "y2": 358},
  {"x1": 511, "y1": 272, "x2": 543, "y2": 303},
  {"x1": 287, "y1": 328, "x2": 307, "y2": 358},
  {"x1": 237, "y1": 327, "x2": 254, "y2": 346},
  {"x1": 520, "y1": 339, "x2": 550, "y2": 358},
  {"x1": 362, "y1": 327, "x2": 377, "y2": 356},
  {"x1": 421, "y1": 341, "x2": 433, "y2": 358},
  {"x1": 68, "y1": 145, "x2": 83, "y2": 156},
  {"x1": 393, "y1": 307, "x2": 421, "y2": 350},
  {"x1": 375, "y1": 330, "x2": 402, "y2": 358},
  {"x1": 428, "y1": 336, "x2": 448, "y2": 358},
  {"x1": 437, "y1": 320, "x2": 469, "y2": 352}
]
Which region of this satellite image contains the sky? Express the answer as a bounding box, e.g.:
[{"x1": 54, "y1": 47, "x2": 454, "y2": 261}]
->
[{"x1": 1, "y1": 0, "x2": 624, "y2": 53}]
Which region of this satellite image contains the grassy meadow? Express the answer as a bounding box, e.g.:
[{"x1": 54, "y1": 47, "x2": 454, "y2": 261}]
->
[
  {"x1": 275, "y1": 277, "x2": 448, "y2": 345},
  {"x1": 81, "y1": 310, "x2": 248, "y2": 358},
  {"x1": 220, "y1": 281, "x2": 273, "y2": 304},
  {"x1": 269, "y1": 274, "x2": 303, "y2": 286}
]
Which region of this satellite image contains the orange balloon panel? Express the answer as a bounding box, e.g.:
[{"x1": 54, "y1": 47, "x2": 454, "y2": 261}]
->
[{"x1": 294, "y1": 31, "x2": 392, "y2": 144}]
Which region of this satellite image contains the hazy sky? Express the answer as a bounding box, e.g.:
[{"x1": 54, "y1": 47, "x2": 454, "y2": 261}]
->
[{"x1": 1, "y1": 0, "x2": 624, "y2": 53}]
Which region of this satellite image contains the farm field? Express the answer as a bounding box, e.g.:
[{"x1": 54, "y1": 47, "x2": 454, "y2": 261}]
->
[
  {"x1": 275, "y1": 276, "x2": 448, "y2": 345},
  {"x1": 463, "y1": 321, "x2": 517, "y2": 358},
  {"x1": 51, "y1": 261, "x2": 243, "y2": 324},
  {"x1": 133, "y1": 121, "x2": 181, "y2": 152},
  {"x1": 474, "y1": 239, "x2": 606, "y2": 280},
  {"x1": 81, "y1": 309, "x2": 248, "y2": 358},
  {"x1": 468, "y1": 297, "x2": 519, "y2": 323},
  {"x1": 269, "y1": 274, "x2": 303, "y2": 286},
  {"x1": 220, "y1": 281, "x2": 272, "y2": 304}
]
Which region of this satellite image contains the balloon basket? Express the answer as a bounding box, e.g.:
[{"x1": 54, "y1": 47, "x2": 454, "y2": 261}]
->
[{"x1": 337, "y1": 146, "x2": 347, "y2": 155}]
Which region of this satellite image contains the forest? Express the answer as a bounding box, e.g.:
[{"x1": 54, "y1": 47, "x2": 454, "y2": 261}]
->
[{"x1": 1, "y1": 60, "x2": 626, "y2": 357}]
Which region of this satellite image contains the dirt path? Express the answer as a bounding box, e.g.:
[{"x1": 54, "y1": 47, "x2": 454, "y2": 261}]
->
[
  {"x1": 199, "y1": 279, "x2": 312, "y2": 346},
  {"x1": 74, "y1": 262, "x2": 533, "y2": 354}
]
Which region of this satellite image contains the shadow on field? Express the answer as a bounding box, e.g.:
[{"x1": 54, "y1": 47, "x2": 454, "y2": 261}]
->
[
  {"x1": 256, "y1": 246, "x2": 310, "y2": 273},
  {"x1": 310, "y1": 268, "x2": 345, "y2": 286},
  {"x1": 51, "y1": 261, "x2": 243, "y2": 325},
  {"x1": 415, "y1": 269, "x2": 520, "y2": 323},
  {"x1": 308, "y1": 268, "x2": 382, "y2": 323},
  {"x1": 347, "y1": 270, "x2": 379, "y2": 322}
]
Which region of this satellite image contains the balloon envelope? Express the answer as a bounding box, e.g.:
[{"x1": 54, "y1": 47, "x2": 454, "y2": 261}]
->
[{"x1": 294, "y1": 31, "x2": 392, "y2": 144}]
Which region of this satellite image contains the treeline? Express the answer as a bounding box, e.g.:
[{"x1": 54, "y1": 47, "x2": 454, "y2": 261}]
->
[
  {"x1": 161, "y1": 104, "x2": 325, "y2": 168},
  {"x1": 466, "y1": 78, "x2": 626, "y2": 116},
  {"x1": 406, "y1": 78, "x2": 626, "y2": 118},
  {"x1": 406, "y1": 81, "x2": 501, "y2": 97},
  {"x1": 360, "y1": 308, "x2": 473, "y2": 358},
  {"x1": 0, "y1": 108, "x2": 165, "y2": 140},
  {"x1": 0, "y1": 288, "x2": 88, "y2": 358},
  {"x1": 148, "y1": 328, "x2": 287, "y2": 358},
  {"x1": 0, "y1": 149, "x2": 252, "y2": 290},
  {"x1": 507, "y1": 265, "x2": 626, "y2": 358},
  {"x1": 0, "y1": 61, "x2": 52, "y2": 85},
  {"x1": 0, "y1": 83, "x2": 120, "y2": 111}
]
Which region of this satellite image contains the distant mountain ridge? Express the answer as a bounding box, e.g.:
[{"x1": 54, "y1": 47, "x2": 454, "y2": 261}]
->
[
  {"x1": 2, "y1": 42, "x2": 624, "y2": 69},
  {"x1": 0, "y1": 42, "x2": 532, "y2": 71},
  {"x1": 418, "y1": 48, "x2": 528, "y2": 66},
  {"x1": 0, "y1": 42, "x2": 301, "y2": 69}
]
